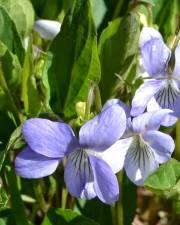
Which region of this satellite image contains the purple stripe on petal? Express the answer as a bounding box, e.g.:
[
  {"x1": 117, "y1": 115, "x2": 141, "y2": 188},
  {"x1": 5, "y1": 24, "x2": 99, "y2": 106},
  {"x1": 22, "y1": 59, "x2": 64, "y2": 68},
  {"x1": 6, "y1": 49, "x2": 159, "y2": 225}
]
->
[
  {"x1": 141, "y1": 38, "x2": 171, "y2": 77},
  {"x1": 64, "y1": 150, "x2": 96, "y2": 199},
  {"x1": 154, "y1": 80, "x2": 180, "y2": 110},
  {"x1": 22, "y1": 118, "x2": 79, "y2": 158},
  {"x1": 79, "y1": 104, "x2": 126, "y2": 151},
  {"x1": 131, "y1": 80, "x2": 163, "y2": 117},
  {"x1": 142, "y1": 130, "x2": 175, "y2": 163},
  {"x1": 124, "y1": 137, "x2": 159, "y2": 185},
  {"x1": 15, "y1": 147, "x2": 61, "y2": 178},
  {"x1": 89, "y1": 155, "x2": 119, "y2": 204}
]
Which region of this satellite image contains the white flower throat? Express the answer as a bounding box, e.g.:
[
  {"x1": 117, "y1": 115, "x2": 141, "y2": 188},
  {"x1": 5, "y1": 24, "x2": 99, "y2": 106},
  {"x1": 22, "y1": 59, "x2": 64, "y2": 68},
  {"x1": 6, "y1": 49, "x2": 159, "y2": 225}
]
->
[{"x1": 128, "y1": 135, "x2": 154, "y2": 167}]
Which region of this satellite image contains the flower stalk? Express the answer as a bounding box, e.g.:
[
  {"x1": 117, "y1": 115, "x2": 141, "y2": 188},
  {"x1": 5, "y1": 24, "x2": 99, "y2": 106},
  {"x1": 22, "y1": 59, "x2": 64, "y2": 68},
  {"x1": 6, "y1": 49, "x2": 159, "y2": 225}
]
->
[{"x1": 32, "y1": 180, "x2": 49, "y2": 213}]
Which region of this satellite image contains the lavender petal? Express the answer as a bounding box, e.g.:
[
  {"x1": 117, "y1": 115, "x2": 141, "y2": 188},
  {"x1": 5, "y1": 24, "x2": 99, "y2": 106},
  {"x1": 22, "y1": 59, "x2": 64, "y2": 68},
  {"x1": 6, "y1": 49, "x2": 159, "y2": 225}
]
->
[
  {"x1": 15, "y1": 147, "x2": 61, "y2": 178},
  {"x1": 22, "y1": 118, "x2": 79, "y2": 158}
]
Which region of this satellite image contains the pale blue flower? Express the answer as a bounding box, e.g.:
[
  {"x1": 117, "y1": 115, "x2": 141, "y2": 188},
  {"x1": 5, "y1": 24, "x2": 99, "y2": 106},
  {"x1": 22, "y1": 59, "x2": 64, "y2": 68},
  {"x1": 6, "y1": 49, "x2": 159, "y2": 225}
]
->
[
  {"x1": 103, "y1": 99, "x2": 175, "y2": 185},
  {"x1": 15, "y1": 102, "x2": 126, "y2": 204},
  {"x1": 131, "y1": 27, "x2": 180, "y2": 126}
]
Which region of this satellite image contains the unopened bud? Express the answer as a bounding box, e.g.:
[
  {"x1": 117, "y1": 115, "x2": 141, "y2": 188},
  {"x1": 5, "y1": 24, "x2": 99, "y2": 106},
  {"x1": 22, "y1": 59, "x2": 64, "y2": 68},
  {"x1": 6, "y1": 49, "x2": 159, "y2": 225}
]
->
[{"x1": 75, "y1": 102, "x2": 86, "y2": 119}]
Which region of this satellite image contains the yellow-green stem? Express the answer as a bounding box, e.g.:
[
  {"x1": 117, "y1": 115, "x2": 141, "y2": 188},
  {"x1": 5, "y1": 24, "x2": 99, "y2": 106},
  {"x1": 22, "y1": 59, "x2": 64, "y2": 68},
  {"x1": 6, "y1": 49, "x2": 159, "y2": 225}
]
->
[
  {"x1": 61, "y1": 187, "x2": 68, "y2": 209},
  {"x1": 112, "y1": 0, "x2": 124, "y2": 19},
  {"x1": 111, "y1": 171, "x2": 124, "y2": 225}
]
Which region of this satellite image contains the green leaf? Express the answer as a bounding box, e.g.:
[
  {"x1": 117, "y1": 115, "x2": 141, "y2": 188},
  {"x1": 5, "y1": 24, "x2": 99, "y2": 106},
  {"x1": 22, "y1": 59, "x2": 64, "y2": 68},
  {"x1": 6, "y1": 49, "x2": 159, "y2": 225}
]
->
[
  {"x1": 144, "y1": 159, "x2": 180, "y2": 198},
  {"x1": 48, "y1": 0, "x2": 101, "y2": 117},
  {"x1": 22, "y1": 38, "x2": 42, "y2": 116},
  {"x1": 0, "y1": 42, "x2": 22, "y2": 92},
  {"x1": 41, "y1": 208, "x2": 100, "y2": 225},
  {"x1": 77, "y1": 198, "x2": 113, "y2": 225},
  {"x1": 0, "y1": 41, "x2": 7, "y2": 56},
  {"x1": 90, "y1": 0, "x2": 107, "y2": 28},
  {"x1": 31, "y1": 0, "x2": 63, "y2": 19},
  {"x1": 0, "y1": 88, "x2": 8, "y2": 111},
  {"x1": 136, "y1": 0, "x2": 154, "y2": 5},
  {"x1": 0, "y1": 187, "x2": 8, "y2": 209},
  {"x1": 122, "y1": 175, "x2": 136, "y2": 225},
  {"x1": 0, "y1": 125, "x2": 23, "y2": 172},
  {"x1": 5, "y1": 165, "x2": 30, "y2": 225},
  {"x1": 152, "y1": 0, "x2": 179, "y2": 40},
  {"x1": 0, "y1": 112, "x2": 15, "y2": 171},
  {"x1": 41, "y1": 52, "x2": 53, "y2": 111},
  {"x1": 98, "y1": 12, "x2": 140, "y2": 102},
  {"x1": 0, "y1": 209, "x2": 16, "y2": 225},
  {"x1": 0, "y1": 6, "x2": 25, "y2": 64},
  {"x1": 0, "y1": 0, "x2": 35, "y2": 38},
  {"x1": 6, "y1": 125, "x2": 24, "y2": 151},
  {"x1": 0, "y1": 41, "x2": 22, "y2": 122}
]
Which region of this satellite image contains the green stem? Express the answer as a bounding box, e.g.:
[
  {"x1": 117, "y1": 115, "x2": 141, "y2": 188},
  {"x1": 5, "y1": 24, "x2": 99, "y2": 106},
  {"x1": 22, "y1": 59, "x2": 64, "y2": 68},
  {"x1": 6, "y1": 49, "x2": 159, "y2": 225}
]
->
[
  {"x1": 171, "y1": 197, "x2": 180, "y2": 225},
  {"x1": 112, "y1": 171, "x2": 124, "y2": 225},
  {"x1": 122, "y1": 174, "x2": 137, "y2": 225},
  {"x1": 171, "y1": 30, "x2": 180, "y2": 51},
  {"x1": 61, "y1": 187, "x2": 68, "y2": 209},
  {"x1": 0, "y1": 69, "x2": 21, "y2": 125},
  {"x1": 112, "y1": 0, "x2": 124, "y2": 19},
  {"x1": 146, "y1": 6, "x2": 153, "y2": 26},
  {"x1": 168, "y1": 30, "x2": 180, "y2": 71},
  {"x1": 5, "y1": 165, "x2": 30, "y2": 225},
  {"x1": 175, "y1": 119, "x2": 180, "y2": 161},
  {"x1": 85, "y1": 100, "x2": 91, "y2": 121},
  {"x1": 32, "y1": 180, "x2": 49, "y2": 213},
  {"x1": 47, "y1": 176, "x2": 57, "y2": 203}
]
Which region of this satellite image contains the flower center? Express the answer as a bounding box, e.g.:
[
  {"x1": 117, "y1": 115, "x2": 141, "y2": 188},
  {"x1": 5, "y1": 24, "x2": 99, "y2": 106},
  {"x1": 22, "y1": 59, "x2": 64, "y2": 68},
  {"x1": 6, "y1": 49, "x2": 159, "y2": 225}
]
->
[
  {"x1": 68, "y1": 149, "x2": 90, "y2": 173},
  {"x1": 154, "y1": 79, "x2": 180, "y2": 109},
  {"x1": 129, "y1": 135, "x2": 154, "y2": 167}
]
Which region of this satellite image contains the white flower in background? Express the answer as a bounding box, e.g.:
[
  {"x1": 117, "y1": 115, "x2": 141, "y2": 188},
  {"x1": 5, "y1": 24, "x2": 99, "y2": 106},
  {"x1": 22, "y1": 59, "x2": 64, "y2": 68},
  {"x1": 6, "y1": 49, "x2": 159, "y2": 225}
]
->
[
  {"x1": 33, "y1": 19, "x2": 61, "y2": 40},
  {"x1": 23, "y1": 36, "x2": 30, "y2": 50}
]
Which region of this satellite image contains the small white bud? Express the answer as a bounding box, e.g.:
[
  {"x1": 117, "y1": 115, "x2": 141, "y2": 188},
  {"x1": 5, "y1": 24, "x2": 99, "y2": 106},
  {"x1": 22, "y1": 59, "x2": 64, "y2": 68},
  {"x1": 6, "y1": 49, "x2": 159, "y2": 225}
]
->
[{"x1": 33, "y1": 19, "x2": 61, "y2": 40}]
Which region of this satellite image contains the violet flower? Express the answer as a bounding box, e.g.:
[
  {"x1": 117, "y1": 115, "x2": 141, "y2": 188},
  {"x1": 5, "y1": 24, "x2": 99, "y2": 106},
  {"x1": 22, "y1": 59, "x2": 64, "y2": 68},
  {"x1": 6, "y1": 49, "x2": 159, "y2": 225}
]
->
[
  {"x1": 131, "y1": 27, "x2": 180, "y2": 126},
  {"x1": 104, "y1": 99, "x2": 175, "y2": 185},
  {"x1": 15, "y1": 102, "x2": 126, "y2": 204}
]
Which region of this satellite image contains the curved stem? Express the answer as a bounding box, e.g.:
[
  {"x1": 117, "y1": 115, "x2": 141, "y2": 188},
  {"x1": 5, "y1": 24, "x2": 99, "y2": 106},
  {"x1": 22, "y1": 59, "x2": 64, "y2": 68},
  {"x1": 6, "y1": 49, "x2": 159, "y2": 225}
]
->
[{"x1": 33, "y1": 180, "x2": 49, "y2": 213}]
